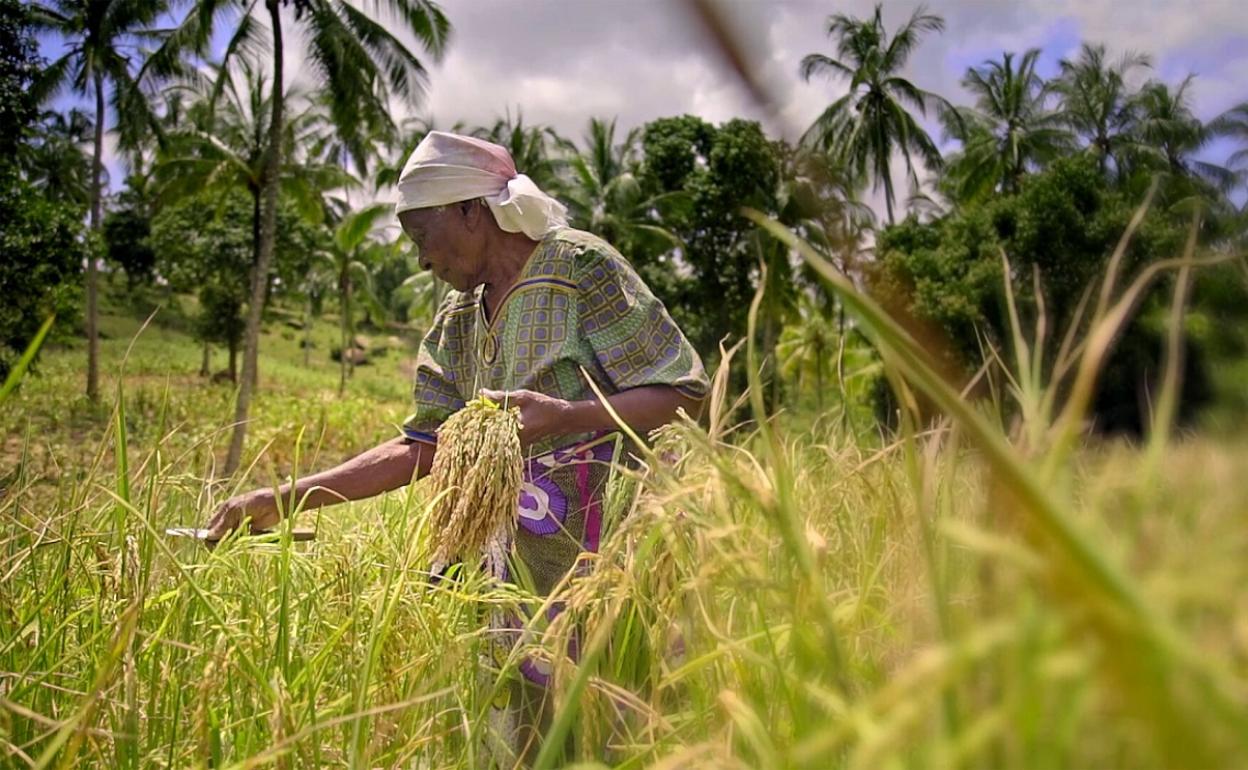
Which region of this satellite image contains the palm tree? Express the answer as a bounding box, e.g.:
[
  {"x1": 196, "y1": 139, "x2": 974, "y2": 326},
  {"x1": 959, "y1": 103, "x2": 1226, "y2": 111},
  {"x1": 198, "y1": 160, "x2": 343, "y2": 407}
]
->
[
  {"x1": 472, "y1": 110, "x2": 564, "y2": 191},
  {"x1": 776, "y1": 295, "x2": 837, "y2": 413},
  {"x1": 156, "y1": 60, "x2": 346, "y2": 260},
  {"x1": 778, "y1": 145, "x2": 874, "y2": 354},
  {"x1": 799, "y1": 3, "x2": 951, "y2": 225},
  {"x1": 1211, "y1": 100, "x2": 1248, "y2": 175},
  {"x1": 1054, "y1": 43, "x2": 1151, "y2": 177},
  {"x1": 942, "y1": 49, "x2": 1074, "y2": 202},
  {"x1": 1131, "y1": 77, "x2": 1237, "y2": 195},
  {"x1": 157, "y1": 61, "x2": 348, "y2": 381},
  {"x1": 309, "y1": 89, "x2": 395, "y2": 180},
  {"x1": 1210, "y1": 101, "x2": 1248, "y2": 239},
  {"x1": 21, "y1": 109, "x2": 95, "y2": 207},
  {"x1": 558, "y1": 117, "x2": 683, "y2": 258},
  {"x1": 30, "y1": 0, "x2": 181, "y2": 401},
  {"x1": 373, "y1": 115, "x2": 455, "y2": 190},
  {"x1": 324, "y1": 203, "x2": 391, "y2": 395},
  {"x1": 172, "y1": 0, "x2": 449, "y2": 474},
  {"x1": 400, "y1": 270, "x2": 446, "y2": 330}
]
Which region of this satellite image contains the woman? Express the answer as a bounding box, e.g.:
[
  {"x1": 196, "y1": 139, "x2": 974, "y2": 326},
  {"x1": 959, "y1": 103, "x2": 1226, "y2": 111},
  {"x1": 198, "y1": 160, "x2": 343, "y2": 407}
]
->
[{"x1": 206, "y1": 131, "x2": 708, "y2": 599}]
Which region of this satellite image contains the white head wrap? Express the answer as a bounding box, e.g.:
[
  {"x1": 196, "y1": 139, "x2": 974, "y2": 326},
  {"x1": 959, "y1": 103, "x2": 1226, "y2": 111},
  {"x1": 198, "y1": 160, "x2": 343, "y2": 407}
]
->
[{"x1": 395, "y1": 131, "x2": 568, "y2": 240}]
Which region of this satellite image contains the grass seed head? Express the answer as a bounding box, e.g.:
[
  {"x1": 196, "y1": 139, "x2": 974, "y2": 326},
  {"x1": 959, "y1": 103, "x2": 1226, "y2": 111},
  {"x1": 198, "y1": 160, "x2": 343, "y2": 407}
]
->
[{"x1": 428, "y1": 396, "x2": 523, "y2": 569}]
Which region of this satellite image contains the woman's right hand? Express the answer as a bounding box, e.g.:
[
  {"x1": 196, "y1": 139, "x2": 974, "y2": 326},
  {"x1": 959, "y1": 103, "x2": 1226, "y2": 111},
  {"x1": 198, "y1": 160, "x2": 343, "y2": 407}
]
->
[{"x1": 205, "y1": 490, "x2": 280, "y2": 540}]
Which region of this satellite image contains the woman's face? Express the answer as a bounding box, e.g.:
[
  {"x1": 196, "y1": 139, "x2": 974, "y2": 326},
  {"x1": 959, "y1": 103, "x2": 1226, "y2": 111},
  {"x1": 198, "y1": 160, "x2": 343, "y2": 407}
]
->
[{"x1": 398, "y1": 202, "x2": 486, "y2": 292}]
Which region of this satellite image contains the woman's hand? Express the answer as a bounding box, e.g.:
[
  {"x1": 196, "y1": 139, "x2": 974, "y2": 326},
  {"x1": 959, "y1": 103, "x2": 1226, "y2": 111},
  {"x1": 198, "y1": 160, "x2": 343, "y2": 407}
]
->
[
  {"x1": 205, "y1": 489, "x2": 280, "y2": 540},
  {"x1": 480, "y1": 388, "x2": 571, "y2": 447}
]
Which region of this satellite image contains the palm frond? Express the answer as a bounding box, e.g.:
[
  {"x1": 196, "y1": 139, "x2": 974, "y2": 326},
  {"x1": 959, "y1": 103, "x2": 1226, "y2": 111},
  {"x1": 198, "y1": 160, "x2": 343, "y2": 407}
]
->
[
  {"x1": 799, "y1": 53, "x2": 854, "y2": 83},
  {"x1": 881, "y1": 4, "x2": 945, "y2": 71},
  {"x1": 334, "y1": 203, "x2": 393, "y2": 253}
]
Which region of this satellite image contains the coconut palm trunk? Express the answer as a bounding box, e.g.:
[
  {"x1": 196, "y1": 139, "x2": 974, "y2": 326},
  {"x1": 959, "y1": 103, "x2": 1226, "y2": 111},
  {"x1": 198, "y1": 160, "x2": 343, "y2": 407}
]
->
[
  {"x1": 339, "y1": 272, "x2": 352, "y2": 396},
  {"x1": 87, "y1": 70, "x2": 105, "y2": 402},
  {"x1": 224, "y1": 0, "x2": 284, "y2": 476},
  {"x1": 878, "y1": 122, "x2": 896, "y2": 226},
  {"x1": 248, "y1": 187, "x2": 261, "y2": 386},
  {"x1": 303, "y1": 301, "x2": 313, "y2": 368},
  {"x1": 816, "y1": 334, "x2": 826, "y2": 414}
]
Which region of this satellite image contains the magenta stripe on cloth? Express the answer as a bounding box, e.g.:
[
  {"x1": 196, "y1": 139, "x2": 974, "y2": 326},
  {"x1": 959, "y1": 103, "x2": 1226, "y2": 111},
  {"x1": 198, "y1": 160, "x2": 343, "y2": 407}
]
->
[{"x1": 578, "y1": 459, "x2": 602, "y2": 554}]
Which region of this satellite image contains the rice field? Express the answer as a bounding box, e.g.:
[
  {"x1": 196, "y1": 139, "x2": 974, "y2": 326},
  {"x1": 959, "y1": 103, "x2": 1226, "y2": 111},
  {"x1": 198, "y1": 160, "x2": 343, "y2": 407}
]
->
[{"x1": 2, "y1": 242, "x2": 1248, "y2": 768}]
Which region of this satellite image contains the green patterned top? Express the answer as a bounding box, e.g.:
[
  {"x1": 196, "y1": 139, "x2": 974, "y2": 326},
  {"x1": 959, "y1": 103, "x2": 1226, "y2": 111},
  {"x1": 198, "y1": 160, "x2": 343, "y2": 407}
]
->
[{"x1": 402, "y1": 227, "x2": 708, "y2": 594}]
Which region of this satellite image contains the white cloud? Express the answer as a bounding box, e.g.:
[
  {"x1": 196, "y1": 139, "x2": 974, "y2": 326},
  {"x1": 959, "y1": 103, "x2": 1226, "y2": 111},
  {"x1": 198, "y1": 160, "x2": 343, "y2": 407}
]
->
[{"x1": 65, "y1": 0, "x2": 1247, "y2": 208}]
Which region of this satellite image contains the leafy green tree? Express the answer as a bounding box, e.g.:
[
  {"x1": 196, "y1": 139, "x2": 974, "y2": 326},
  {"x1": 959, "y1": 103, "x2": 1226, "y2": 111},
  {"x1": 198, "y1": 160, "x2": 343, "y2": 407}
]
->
[
  {"x1": 777, "y1": 294, "x2": 879, "y2": 422},
  {"x1": 0, "y1": 168, "x2": 86, "y2": 379},
  {"x1": 800, "y1": 3, "x2": 950, "y2": 224},
  {"x1": 0, "y1": 0, "x2": 39, "y2": 158},
  {"x1": 942, "y1": 49, "x2": 1073, "y2": 202},
  {"x1": 1054, "y1": 43, "x2": 1151, "y2": 177},
  {"x1": 149, "y1": 192, "x2": 250, "y2": 377},
  {"x1": 30, "y1": 0, "x2": 181, "y2": 401},
  {"x1": 197, "y1": 281, "x2": 247, "y2": 381},
  {"x1": 103, "y1": 171, "x2": 160, "y2": 288},
  {"x1": 875, "y1": 154, "x2": 1209, "y2": 431},
  {"x1": 149, "y1": 190, "x2": 320, "y2": 378},
  {"x1": 0, "y1": 0, "x2": 85, "y2": 378},
  {"x1": 103, "y1": 203, "x2": 156, "y2": 289},
  {"x1": 776, "y1": 294, "x2": 837, "y2": 413},
  {"x1": 368, "y1": 240, "x2": 422, "y2": 324},
  {"x1": 874, "y1": 205, "x2": 1004, "y2": 364},
  {"x1": 639, "y1": 115, "x2": 782, "y2": 354},
  {"x1": 1002, "y1": 155, "x2": 1185, "y2": 321}
]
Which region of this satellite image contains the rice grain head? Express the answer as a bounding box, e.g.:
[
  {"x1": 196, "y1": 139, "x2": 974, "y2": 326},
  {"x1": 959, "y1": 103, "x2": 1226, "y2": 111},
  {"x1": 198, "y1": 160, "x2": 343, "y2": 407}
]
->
[{"x1": 428, "y1": 396, "x2": 523, "y2": 573}]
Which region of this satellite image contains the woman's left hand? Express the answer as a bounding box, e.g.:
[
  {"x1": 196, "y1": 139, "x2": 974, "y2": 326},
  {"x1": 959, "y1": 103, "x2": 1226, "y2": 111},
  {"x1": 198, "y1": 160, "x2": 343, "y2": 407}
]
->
[{"x1": 480, "y1": 388, "x2": 572, "y2": 448}]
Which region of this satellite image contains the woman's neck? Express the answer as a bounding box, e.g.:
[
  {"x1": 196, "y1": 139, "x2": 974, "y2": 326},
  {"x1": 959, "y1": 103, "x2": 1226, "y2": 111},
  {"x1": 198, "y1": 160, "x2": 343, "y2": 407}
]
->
[{"x1": 480, "y1": 230, "x2": 541, "y2": 318}]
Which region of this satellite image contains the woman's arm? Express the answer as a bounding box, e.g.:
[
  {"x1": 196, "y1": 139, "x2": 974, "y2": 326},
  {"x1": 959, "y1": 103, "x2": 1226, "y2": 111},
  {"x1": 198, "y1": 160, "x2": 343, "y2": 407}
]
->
[
  {"x1": 204, "y1": 436, "x2": 436, "y2": 539},
  {"x1": 205, "y1": 384, "x2": 698, "y2": 538},
  {"x1": 481, "y1": 384, "x2": 702, "y2": 448}
]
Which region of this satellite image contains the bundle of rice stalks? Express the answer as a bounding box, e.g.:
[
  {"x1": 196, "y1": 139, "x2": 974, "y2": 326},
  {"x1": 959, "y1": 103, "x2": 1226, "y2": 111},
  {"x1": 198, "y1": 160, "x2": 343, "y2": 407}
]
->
[{"x1": 427, "y1": 395, "x2": 523, "y2": 577}]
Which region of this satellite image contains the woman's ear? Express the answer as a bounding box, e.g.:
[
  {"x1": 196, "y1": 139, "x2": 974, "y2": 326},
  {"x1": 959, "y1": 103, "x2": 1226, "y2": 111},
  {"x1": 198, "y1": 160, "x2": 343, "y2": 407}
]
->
[{"x1": 459, "y1": 198, "x2": 484, "y2": 229}]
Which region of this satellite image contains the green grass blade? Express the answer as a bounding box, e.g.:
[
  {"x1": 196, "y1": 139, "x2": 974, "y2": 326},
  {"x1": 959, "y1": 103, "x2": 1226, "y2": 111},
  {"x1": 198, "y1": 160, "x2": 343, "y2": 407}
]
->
[{"x1": 0, "y1": 315, "x2": 56, "y2": 405}]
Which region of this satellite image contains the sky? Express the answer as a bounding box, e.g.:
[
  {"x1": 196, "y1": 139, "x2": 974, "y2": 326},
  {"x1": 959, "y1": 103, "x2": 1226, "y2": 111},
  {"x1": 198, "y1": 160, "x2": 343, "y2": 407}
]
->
[
  {"x1": 38, "y1": 0, "x2": 1248, "y2": 211},
  {"x1": 416, "y1": 1, "x2": 1246, "y2": 141}
]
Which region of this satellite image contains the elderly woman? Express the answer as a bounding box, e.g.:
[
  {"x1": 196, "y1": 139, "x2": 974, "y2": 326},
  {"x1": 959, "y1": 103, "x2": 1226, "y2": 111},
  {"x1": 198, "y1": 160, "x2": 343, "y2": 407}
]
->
[{"x1": 206, "y1": 131, "x2": 708, "y2": 598}]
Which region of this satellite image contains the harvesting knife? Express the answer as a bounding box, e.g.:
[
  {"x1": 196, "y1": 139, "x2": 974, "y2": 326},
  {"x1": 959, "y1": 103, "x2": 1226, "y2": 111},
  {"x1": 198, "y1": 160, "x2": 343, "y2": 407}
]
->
[{"x1": 165, "y1": 527, "x2": 316, "y2": 542}]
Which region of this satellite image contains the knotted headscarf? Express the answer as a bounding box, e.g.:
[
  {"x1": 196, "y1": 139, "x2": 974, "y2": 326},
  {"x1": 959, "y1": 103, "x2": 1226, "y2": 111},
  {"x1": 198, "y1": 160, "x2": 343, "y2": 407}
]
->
[{"x1": 395, "y1": 131, "x2": 568, "y2": 240}]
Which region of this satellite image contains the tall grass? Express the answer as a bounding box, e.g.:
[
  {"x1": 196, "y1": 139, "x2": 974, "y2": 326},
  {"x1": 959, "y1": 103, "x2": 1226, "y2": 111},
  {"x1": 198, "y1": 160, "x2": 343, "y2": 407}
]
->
[{"x1": 2, "y1": 231, "x2": 1247, "y2": 768}]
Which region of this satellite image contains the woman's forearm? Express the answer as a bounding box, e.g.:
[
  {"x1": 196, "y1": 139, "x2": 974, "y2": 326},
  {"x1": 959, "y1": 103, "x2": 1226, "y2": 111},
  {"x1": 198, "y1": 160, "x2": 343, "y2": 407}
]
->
[
  {"x1": 272, "y1": 436, "x2": 435, "y2": 512},
  {"x1": 562, "y1": 385, "x2": 702, "y2": 438},
  {"x1": 208, "y1": 436, "x2": 436, "y2": 537}
]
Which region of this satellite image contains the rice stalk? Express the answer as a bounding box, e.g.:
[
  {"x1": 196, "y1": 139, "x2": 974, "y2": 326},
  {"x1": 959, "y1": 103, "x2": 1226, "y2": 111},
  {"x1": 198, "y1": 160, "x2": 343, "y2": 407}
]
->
[{"x1": 426, "y1": 396, "x2": 523, "y2": 575}]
